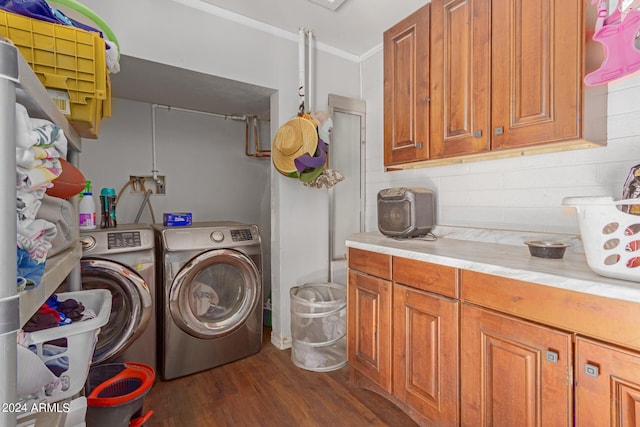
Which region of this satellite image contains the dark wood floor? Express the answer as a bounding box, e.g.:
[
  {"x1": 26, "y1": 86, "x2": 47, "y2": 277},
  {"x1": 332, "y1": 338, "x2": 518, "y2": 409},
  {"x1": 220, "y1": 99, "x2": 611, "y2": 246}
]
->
[{"x1": 143, "y1": 328, "x2": 418, "y2": 427}]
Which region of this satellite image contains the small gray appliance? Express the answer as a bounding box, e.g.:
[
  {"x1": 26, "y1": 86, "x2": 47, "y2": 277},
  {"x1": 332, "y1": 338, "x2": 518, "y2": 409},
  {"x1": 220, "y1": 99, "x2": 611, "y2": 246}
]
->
[
  {"x1": 78, "y1": 224, "x2": 156, "y2": 370},
  {"x1": 377, "y1": 187, "x2": 435, "y2": 238},
  {"x1": 153, "y1": 222, "x2": 263, "y2": 380}
]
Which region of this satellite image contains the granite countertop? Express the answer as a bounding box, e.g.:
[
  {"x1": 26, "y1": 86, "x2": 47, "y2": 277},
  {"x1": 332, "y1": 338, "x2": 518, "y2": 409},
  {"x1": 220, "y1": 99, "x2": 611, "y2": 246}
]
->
[{"x1": 346, "y1": 227, "x2": 640, "y2": 304}]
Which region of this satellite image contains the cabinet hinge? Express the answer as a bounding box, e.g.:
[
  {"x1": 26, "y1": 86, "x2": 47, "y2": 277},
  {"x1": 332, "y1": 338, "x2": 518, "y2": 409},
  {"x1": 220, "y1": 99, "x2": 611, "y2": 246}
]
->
[{"x1": 567, "y1": 365, "x2": 574, "y2": 387}]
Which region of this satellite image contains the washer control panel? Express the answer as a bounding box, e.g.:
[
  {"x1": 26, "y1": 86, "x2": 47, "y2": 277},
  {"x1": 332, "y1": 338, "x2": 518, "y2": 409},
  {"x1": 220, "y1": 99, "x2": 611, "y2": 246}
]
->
[{"x1": 108, "y1": 231, "x2": 142, "y2": 249}]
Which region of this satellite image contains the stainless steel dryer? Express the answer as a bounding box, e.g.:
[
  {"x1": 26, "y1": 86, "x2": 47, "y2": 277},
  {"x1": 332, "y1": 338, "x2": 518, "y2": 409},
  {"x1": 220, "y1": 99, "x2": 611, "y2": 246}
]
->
[
  {"x1": 79, "y1": 224, "x2": 156, "y2": 370},
  {"x1": 153, "y1": 222, "x2": 263, "y2": 380}
]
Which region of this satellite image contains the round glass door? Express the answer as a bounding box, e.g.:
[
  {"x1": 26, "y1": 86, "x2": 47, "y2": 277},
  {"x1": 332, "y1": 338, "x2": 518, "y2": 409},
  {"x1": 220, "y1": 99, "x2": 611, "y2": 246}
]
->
[
  {"x1": 169, "y1": 249, "x2": 261, "y2": 339},
  {"x1": 80, "y1": 258, "x2": 152, "y2": 364}
]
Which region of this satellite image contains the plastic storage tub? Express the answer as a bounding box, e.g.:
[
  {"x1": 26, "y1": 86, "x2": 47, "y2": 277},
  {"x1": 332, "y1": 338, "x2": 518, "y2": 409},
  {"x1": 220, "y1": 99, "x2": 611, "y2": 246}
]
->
[
  {"x1": 290, "y1": 283, "x2": 347, "y2": 372},
  {"x1": 0, "y1": 9, "x2": 111, "y2": 138},
  {"x1": 85, "y1": 362, "x2": 155, "y2": 427},
  {"x1": 20, "y1": 289, "x2": 112, "y2": 404}
]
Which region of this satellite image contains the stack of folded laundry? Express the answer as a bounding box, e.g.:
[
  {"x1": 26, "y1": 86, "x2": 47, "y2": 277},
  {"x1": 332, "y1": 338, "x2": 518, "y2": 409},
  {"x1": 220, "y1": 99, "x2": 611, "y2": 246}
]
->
[{"x1": 15, "y1": 102, "x2": 67, "y2": 289}]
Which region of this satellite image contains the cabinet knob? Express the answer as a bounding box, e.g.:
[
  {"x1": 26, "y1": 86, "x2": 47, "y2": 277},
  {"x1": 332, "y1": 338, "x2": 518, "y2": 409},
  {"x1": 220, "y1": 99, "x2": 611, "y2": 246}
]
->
[
  {"x1": 495, "y1": 127, "x2": 504, "y2": 135},
  {"x1": 416, "y1": 142, "x2": 423, "y2": 149},
  {"x1": 473, "y1": 130, "x2": 483, "y2": 138},
  {"x1": 545, "y1": 350, "x2": 559, "y2": 363}
]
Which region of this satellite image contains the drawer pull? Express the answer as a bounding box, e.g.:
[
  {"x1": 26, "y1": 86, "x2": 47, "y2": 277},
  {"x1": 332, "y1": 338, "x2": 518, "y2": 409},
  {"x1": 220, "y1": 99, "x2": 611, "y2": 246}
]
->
[{"x1": 584, "y1": 363, "x2": 600, "y2": 378}]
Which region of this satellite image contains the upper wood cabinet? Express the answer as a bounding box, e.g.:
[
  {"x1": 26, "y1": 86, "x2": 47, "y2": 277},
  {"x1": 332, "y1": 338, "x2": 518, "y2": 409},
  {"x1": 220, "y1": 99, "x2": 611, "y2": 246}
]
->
[
  {"x1": 383, "y1": 3, "x2": 430, "y2": 166},
  {"x1": 429, "y1": 0, "x2": 491, "y2": 158},
  {"x1": 430, "y1": 0, "x2": 606, "y2": 160},
  {"x1": 386, "y1": 0, "x2": 607, "y2": 169}
]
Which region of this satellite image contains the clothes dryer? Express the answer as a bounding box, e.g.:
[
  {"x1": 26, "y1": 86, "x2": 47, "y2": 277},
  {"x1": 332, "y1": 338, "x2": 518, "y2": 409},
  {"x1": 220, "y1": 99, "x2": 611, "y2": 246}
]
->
[
  {"x1": 79, "y1": 224, "x2": 156, "y2": 370},
  {"x1": 153, "y1": 222, "x2": 262, "y2": 380}
]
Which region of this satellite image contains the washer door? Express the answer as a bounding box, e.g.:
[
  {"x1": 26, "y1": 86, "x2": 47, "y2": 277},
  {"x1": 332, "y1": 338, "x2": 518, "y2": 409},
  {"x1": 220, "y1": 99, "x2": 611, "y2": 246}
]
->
[
  {"x1": 169, "y1": 248, "x2": 261, "y2": 339},
  {"x1": 80, "y1": 258, "x2": 152, "y2": 364}
]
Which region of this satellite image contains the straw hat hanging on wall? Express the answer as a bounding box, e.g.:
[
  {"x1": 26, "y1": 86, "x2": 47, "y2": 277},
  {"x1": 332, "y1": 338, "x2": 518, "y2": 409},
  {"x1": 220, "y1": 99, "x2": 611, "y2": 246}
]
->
[{"x1": 272, "y1": 116, "x2": 318, "y2": 176}]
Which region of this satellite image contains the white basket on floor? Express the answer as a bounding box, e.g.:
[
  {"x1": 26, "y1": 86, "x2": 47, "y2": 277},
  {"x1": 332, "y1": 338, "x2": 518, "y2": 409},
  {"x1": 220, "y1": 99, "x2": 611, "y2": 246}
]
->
[
  {"x1": 563, "y1": 196, "x2": 640, "y2": 282},
  {"x1": 20, "y1": 289, "x2": 112, "y2": 405}
]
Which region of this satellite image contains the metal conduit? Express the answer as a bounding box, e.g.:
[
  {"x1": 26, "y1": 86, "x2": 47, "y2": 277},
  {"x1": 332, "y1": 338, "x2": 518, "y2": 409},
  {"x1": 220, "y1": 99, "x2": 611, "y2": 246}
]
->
[{"x1": 152, "y1": 104, "x2": 269, "y2": 159}]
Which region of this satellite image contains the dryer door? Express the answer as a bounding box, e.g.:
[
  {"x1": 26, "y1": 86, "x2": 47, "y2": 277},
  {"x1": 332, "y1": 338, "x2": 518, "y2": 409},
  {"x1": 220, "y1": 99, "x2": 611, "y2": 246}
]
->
[
  {"x1": 169, "y1": 248, "x2": 261, "y2": 339},
  {"x1": 80, "y1": 258, "x2": 152, "y2": 364}
]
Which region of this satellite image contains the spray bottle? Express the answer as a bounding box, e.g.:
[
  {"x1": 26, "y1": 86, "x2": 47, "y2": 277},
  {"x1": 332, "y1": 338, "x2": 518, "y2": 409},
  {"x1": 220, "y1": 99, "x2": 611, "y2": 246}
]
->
[{"x1": 79, "y1": 181, "x2": 97, "y2": 230}]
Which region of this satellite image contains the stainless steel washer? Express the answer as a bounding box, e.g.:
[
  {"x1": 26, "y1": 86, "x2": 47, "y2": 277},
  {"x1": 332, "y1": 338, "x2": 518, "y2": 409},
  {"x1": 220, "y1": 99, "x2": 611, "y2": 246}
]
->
[
  {"x1": 153, "y1": 222, "x2": 263, "y2": 380},
  {"x1": 79, "y1": 224, "x2": 156, "y2": 370}
]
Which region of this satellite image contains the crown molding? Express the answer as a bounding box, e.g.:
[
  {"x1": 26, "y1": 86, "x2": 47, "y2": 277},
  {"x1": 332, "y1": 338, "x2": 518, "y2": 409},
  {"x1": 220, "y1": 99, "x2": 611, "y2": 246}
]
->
[{"x1": 171, "y1": 0, "x2": 360, "y2": 62}]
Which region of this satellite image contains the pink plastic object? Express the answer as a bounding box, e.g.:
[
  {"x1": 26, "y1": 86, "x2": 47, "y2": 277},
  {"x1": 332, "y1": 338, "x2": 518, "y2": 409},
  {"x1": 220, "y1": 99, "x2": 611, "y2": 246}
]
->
[{"x1": 584, "y1": 0, "x2": 640, "y2": 86}]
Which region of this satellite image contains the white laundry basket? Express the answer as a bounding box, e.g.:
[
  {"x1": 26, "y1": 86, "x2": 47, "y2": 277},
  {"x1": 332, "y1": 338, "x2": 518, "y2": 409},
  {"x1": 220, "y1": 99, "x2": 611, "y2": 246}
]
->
[
  {"x1": 563, "y1": 196, "x2": 640, "y2": 282},
  {"x1": 20, "y1": 289, "x2": 112, "y2": 404},
  {"x1": 290, "y1": 283, "x2": 347, "y2": 372}
]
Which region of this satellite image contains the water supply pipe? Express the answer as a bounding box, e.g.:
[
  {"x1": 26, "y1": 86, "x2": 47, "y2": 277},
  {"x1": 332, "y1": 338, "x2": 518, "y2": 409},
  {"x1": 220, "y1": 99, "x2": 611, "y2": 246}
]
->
[
  {"x1": 308, "y1": 29, "x2": 314, "y2": 112},
  {"x1": 298, "y1": 27, "x2": 306, "y2": 115}
]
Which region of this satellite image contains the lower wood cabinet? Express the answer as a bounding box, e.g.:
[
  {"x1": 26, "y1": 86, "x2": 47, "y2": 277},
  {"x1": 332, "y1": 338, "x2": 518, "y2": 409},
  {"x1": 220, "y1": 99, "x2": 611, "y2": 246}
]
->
[
  {"x1": 575, "y1": 337, "x2": 640, "y2": 426},
  {"x1": 347, "y1": 270, "x2": 392, "y2": 392},
  {"x1": 393, "y1": 284, "x2": 458, "y2": 426},
  {"x1": 460, "y1": 303, "x2": 572, "y2": 427},
  {"x1": 348, "y1": 248, "x2": 640, "y2": 426},
  {"x1": 348, "y1": 248, "x2": 459, "y2": 426}
]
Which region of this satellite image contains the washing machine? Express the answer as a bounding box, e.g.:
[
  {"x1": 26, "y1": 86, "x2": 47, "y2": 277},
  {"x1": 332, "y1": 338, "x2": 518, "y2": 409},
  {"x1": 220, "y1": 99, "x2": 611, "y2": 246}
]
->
[
  {"x1": 78, "y1": 224, "x2": 156, "y2": 370},
  {"x1": 153, "y1": 222, "x2": 263, "y2": 380}
]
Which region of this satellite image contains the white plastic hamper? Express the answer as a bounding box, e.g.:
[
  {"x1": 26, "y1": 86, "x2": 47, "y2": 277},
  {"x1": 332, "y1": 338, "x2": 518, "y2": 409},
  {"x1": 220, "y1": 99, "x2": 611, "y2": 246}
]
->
[
  {"x1": 21, "y1": 289, "x2": 112, "y2": 403},
  {"x1": 290, "y1": 283, "x2": 347, "y2": 372},
  {"x1": 563, "y1": 196, "x2": 640, "y2": 282}
]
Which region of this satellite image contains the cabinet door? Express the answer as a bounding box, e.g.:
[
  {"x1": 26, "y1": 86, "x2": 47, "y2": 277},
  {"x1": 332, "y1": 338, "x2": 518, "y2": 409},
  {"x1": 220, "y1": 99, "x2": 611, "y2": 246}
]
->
[
  {"x1": 347, "y1": 270, "x2": 392, "y2": 392},
  {"x1": 576, "y1": 337, "x2": 640, "y2": 427},
  {"x1": 430, "y1": 0, "x2": 491, "y2": 158},
  {"x1": 491, "y1": 0, "x2": 580, "y2": 149},
  {"x1": 383, "y1": 3, "x2": 430, "y2": 166},
  {"x1": 461, "y1": 304, "x2": 573, "y2": 427},
  {"x1": 393, "y1": 284, "x2": 459, "y2": 426}
]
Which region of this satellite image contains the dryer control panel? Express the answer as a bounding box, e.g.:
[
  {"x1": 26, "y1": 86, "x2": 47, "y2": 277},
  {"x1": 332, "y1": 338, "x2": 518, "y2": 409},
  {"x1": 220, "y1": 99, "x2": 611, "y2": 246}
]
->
[{"x1": 231, "y1": 229, "x2": 253, "y2": 242}]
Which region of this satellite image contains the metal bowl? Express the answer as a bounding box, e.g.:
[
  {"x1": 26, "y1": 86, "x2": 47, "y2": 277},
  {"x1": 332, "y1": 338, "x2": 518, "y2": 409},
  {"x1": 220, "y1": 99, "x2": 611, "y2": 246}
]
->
[{"x1": 524, "y1": 240, "x2": 569, "y2": 259}]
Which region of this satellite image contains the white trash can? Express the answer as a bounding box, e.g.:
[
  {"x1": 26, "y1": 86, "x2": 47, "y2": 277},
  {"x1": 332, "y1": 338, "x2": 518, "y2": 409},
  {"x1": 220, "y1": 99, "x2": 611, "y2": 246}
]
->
[{"x1": 290, "y1": 283, "x2": 347, "y2": 372}]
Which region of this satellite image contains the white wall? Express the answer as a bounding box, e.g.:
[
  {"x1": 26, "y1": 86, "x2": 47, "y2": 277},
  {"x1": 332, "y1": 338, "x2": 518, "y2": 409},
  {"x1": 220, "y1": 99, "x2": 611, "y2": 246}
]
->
[
  {"x1": 77, "y1": 0, "x2": 361, "y2": 348},
  {"x1": 360, "y1": 50, "x2": 640, "y2": 235}
]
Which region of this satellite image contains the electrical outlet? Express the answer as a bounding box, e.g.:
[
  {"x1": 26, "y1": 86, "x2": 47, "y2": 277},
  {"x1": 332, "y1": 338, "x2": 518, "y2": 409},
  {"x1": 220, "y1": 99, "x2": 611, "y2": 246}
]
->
[{"x1": 129, "y1": 175, "x2": 166, "y2": 195}]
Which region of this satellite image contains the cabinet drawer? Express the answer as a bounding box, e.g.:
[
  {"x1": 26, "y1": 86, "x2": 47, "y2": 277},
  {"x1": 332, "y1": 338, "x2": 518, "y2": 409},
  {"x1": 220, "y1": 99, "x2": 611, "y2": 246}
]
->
[
  {"x1": 461, "y1": 270, "x2": 640, "y2": 352},
  {"x1": 348, "y1": 248, "x2": 391, "y2": 280},
  {"x1": 393, "y1": 257, "x2": 458, "y2": 298}
]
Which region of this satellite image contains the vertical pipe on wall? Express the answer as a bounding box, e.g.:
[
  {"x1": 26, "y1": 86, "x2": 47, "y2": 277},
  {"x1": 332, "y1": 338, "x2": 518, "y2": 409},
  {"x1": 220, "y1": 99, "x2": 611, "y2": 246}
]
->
[
  {"x1": 151, "y1": 104, "x2": 160, "y2": 183},
  {"x1": 298, "y1": 27, "x2": 306, "y2": 115},
  {"x1": 308, "y1": 29, "x2": 314, "y2": 112}
]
